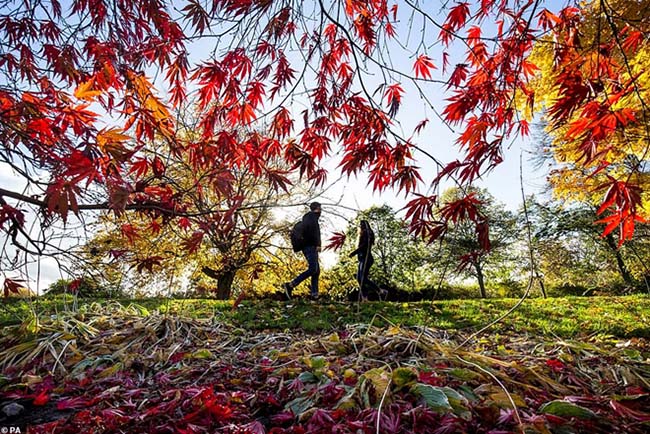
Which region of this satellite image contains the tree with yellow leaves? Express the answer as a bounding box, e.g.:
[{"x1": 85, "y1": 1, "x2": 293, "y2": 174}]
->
[{"x1": 527, "y1": 0, "x2": 650, "y2": 243}]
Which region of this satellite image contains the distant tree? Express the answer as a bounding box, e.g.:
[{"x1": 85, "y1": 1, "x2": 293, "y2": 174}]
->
[
  {"x1": 439, "y1": 188, "x2": 518, "y2": 298},
  {"x1": 81, "y1": 158, "x2": 317, "y2": 299},
  {"x1": 45, "y1": 278, "x2": 120, "y2": 298},
  {"x1": 527, "y1": 199, "x2": 650, "y2": 291}
]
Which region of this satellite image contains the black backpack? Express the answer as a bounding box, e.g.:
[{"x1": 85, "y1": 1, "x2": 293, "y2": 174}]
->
[{"x1": 290, "y1": 220, "x2": 305, "y2": 252}]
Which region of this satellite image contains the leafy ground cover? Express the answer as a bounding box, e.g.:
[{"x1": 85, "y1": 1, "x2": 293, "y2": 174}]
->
[
  {"x1": 0, "y1": 297, "x2": 649, "y2": 433},
  {"x1": 2, "y1": 295, "x2": 650, "y2": 337}
]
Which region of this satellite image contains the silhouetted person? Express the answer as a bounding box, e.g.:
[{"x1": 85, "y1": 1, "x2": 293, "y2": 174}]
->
[
  {"x1": 349, "y1": 219, "x2": 382, "y2": 301},
  {"x1": 283, "y1": 202, "x2": 322, "y2": 300}
]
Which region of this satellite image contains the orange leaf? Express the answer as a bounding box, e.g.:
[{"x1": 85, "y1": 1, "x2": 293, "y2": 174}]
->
[{"x1": 74, "y1": 79, "x2": 101, "y2": 101}]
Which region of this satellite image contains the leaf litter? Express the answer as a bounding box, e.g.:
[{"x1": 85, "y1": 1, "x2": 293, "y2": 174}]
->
[{"x1": 0, "y1": 303, "x2": 648, "y2": 433}]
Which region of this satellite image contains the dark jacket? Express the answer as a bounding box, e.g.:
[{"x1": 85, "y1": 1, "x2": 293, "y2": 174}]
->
[
  {"x1": 350, "y1": 228, "x2": 374, "y2": 258},
  {"x1": 301, "y1": 211, "x2": 321, "y2": 248}
]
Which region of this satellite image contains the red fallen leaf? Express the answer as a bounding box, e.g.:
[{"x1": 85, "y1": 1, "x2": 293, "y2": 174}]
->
[
  {"x1": 418, "y1": 371, "x2": 443, "y2": 386},
  {"x1": 169, "y1": 352, "x2": 187, "y2": 364},
  {"x1": 610, "y1": 399, "x2": 650, "y2": 422},
  {"x1": 270, "y1": 410, "x2": 295, "y2": 425},
  {"x1": 625, "y1": 386, "x2": 647, "y2": 396},
  {"x1": 57, "y1": 396, "x2": 89, "y2": 410},
  {"x1": 33, "y1": 390, "x2": 50, "y2": 406},
  {"x1": 546, "y1": 358, "x2": 565, "y2": 372},
  {"x1": 239, "y1": 421, "x2": 265, "y2": 434},
  {"x1": 307, "y1": 408, "x2": 335, "y2": 431},
  {"x1": 543, "y1": 413, "x2": 569, "y2": 424}
]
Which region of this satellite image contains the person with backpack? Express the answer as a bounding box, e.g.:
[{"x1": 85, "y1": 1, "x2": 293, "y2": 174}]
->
[
  {"x1": 283, "y1": 202, "x2": 322, "y2": 300},
  {"x1": 349, "y1": 219, "x2": 381, "y2": 301}
]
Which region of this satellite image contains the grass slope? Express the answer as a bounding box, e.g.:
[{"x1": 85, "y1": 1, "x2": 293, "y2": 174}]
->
[{"x1": 2, "y1": 294, "x2": 649, "y2": 338}]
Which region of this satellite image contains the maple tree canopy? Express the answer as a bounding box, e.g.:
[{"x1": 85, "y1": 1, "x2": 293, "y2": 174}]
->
[{"x1": 1, "y1": 0, "x2": 648, "y2": 291}]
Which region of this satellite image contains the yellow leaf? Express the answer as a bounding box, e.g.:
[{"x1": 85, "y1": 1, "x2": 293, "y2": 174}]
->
[
  {"x1": 362, "y1": 367, "x2": 391, "y2": 403},
  {"x1": 188, "y1": 348, "x2": 213, "y2": 359},
  {"x1": 21, "y1": 374, "x2": 43, "y2": 387},
  {"x1": 386, "y1": 325, "x2": 401, "y2": 336},
  {"x1": 98, "y1": 363, "x2": 123, "y2": 378},
  {"x1": 488, "y1": 391, "x2": 527, "y2": 408},
  {"x1": 74, "y1": 80, "x2": 102, "y2": 101},
  {"x1": 97, "y1": 128, "x2": 131, "y2": 148}
]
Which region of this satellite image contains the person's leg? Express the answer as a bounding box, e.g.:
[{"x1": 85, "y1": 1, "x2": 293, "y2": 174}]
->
[
  {"x1": 356, "y1": 260, "x2": 363, "y2": 286},
  {"x1": 358, "y1": 255, "x2": 371, "y2": 298},
  {"x1": 310, "y1": 261, "x2": 320, "y2": 297},
  {"x1": 290, "y1": 246, "x2": 319, "y2": 289},
  {"x1": 305, "y1": 247, "x2": 320, "y2": 297},
  {"x1": 360, "y1": 255, "x2": 382, "y2": 299}
]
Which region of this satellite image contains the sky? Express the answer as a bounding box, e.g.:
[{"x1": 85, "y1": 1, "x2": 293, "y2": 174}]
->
[{"x1": 0, "y1": 0, "x2": 559, "y2": 290}]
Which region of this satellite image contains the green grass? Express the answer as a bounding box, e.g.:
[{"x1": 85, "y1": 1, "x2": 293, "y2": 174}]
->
[{"x1": 2, "y1": 294, "x2": 649, "y2": 338}]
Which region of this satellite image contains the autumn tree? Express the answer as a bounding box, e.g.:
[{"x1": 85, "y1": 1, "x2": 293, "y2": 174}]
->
[
  {"x1": 2, "y1": 0, "x2": 649, "y2": 294},
  {"x1": 526, "y1": 198, "x2": 650, "y2": 291},
  {"x1": 438, "y1": 187, "x2": 518, "y2": 298},
  {"x1": 81, "y1": 155, "x2": 320, "y2": 299},
  {"x1": 526, "y1": 0, "x2": 650, "y2": 244}
]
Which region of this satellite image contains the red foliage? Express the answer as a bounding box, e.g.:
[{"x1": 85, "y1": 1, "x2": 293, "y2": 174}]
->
[
  {"x1": 0, "y1": 0, "x2": 646, "y2": 270},
  {"x1": 325, "y1": 232, "x2": 347, "y2": 252},
  {"x1": 3, "y1": 278, "x2": 26, "y2": 298},
  {"x1": 413, "y1": 55, "x2": 436, "y2": 80}
]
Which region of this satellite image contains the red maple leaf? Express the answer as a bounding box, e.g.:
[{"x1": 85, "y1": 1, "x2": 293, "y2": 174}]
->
[
  {"x1": 413, "y1": 54, "x2": 436, "y2": 79},
  {"x1": 3, "y1": 278, "x2": 27, "y2": 298},
  {"x1": 324, "y1": 232, "x2": 346, "y2": 251},
  {"x1": 383, "y1": 83, "x2": 404, "y2": 117}
]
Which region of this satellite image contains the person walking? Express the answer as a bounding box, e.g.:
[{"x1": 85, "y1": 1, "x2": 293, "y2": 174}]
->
[
  {"x1": 349, "y1": 219, "x2": 381, "y2": 301},
  {"x1": 283, "y1": 202, "x2": 322, "y2": 300}
]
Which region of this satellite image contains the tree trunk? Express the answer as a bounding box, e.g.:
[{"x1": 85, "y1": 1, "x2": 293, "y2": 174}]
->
[
  {"x1": 474, "y1": 262, "x2": 487, "y2": 298},
  {"x1": 604, "y1": 234, "x2": 634, "y2": 286},
  {"x1": 202, "y1": 266, "x2": 236, "y2": 299},
  {"x1": 216, "y1": 270, "x2": 236, "y2": 300},
  {"x1": 537, "y1": 274, "x2": 547, "y2": 299}
]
